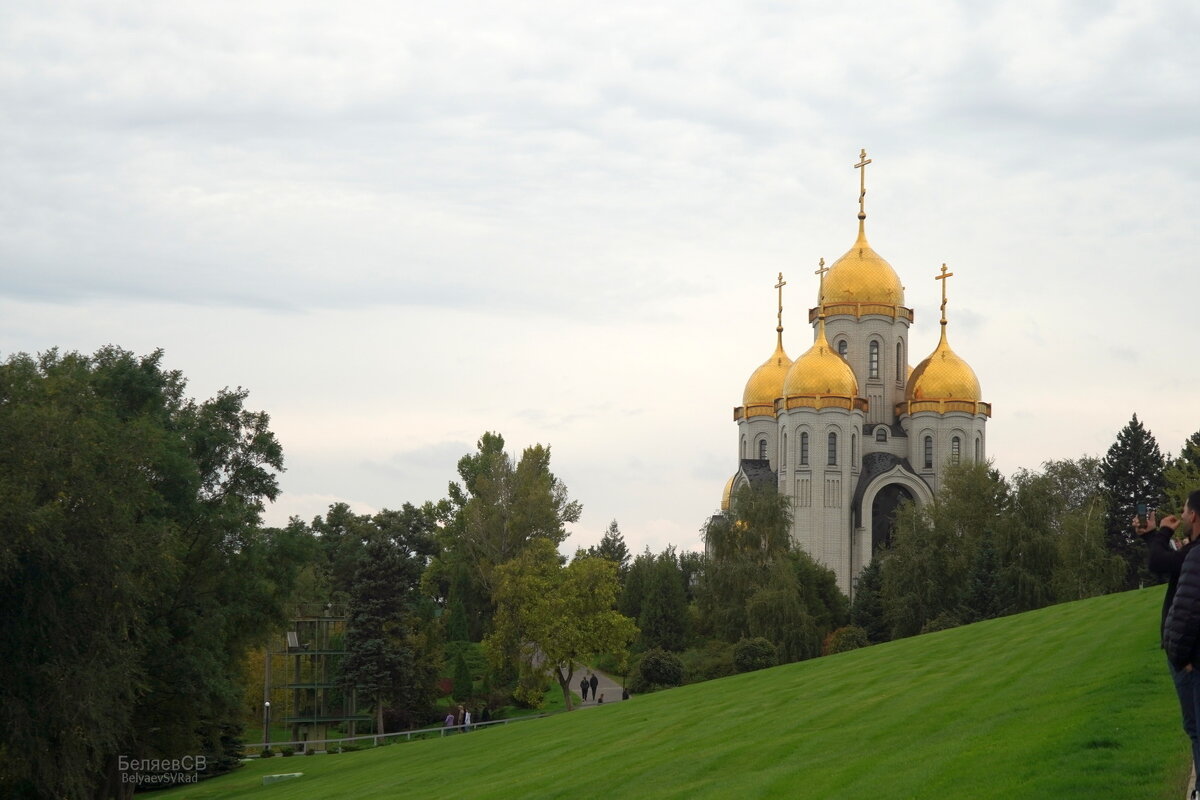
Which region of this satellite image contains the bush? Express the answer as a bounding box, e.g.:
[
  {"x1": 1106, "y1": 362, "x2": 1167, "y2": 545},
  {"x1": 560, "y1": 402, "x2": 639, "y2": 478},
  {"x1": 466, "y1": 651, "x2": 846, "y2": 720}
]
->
[
  {"x1": 822, "y1": 625, "x2": 871, "y2": 655},
  {"x1": 591, "y1": 651, "x2": 628, "y2": 677},
  {"x1": 629, "y1": 648, "x2": 684, "y2": 693},
  {"x1": 733, "y1": 637, "x2": 777, "y2": 673},
  {"x1": 279, "y1": 746, "x2": 295, "y2": 757},
  {"x1": 920, "y1": 612, "x2": 962, "y2": 635},
  {"x1": 512, "y1": 666, "x2": 548, "y2": 708},
  {"x1": 679, "y1": 640, "x2": 735, "y2": 684},
  {"x1": 259, "y1": 748, "x2": 274, "y2": 759}
]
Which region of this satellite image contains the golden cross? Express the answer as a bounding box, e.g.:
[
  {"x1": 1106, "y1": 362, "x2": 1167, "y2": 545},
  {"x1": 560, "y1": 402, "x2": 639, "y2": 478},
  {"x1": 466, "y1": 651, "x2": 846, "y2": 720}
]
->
[
  {"x1": 774, "y1": 272, "x2": 787, "y2": 331},
  {"x1": 935, "y1": 263, "x2": 954, "y2": 321},
  {"x1": 814, "y1": 257, "x2": 829, "y2": 305},
  {"x1": 855, "y1": 148, "x2": 872, "y2": 219}
]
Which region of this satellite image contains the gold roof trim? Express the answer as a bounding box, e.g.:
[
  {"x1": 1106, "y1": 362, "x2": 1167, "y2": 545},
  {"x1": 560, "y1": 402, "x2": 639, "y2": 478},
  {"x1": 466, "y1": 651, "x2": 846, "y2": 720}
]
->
[
  {"x1": 896, "y1": 399, "x2": 992, "y2": 417},
  {"x1": 779, "y1": 395, "x2": 869, "y2": 412},
  {"x1": 808, "y1": 303, "x2": 914, "y2": 323}
]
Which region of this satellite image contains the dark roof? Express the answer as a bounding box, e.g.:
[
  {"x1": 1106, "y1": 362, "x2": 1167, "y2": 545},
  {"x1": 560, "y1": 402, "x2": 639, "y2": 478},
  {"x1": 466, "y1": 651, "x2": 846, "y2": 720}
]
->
[{"x1": 738, "y1": 459, "x2": 777, "y2": 491}]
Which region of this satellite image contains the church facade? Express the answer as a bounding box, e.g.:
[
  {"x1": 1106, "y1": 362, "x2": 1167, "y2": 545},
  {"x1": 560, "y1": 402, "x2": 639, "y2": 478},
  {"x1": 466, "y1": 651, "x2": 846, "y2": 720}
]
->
[{"x1": 722, "y1": 152, "x2": 991, "y2": 597}]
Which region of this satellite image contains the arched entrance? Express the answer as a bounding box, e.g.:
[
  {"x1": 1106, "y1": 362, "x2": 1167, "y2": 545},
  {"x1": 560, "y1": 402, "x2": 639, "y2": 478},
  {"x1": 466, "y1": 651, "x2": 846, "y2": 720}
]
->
[{"x1": 871, "y1": 483, "x2": 914, "y2": 553}]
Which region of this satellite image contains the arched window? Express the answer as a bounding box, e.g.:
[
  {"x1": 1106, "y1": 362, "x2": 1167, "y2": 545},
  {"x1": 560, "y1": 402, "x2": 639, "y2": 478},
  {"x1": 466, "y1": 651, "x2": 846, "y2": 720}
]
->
[
  {"x1": 782, "y1": 433, "x2": 787, "y2": 467},
  {"x1": 923, "y1": 435, "x2": 933, "y2": 469},
  {"x1": 758, "y1": 438, "x2": 768, "y2": 460},
  {"x1": 869, "y1": 340, "x2": 879, "y2": 379},
  {"x1": 896, "y1": 341, "x2": 904, "y2": 381},
  {"x1": 741, "y1": 436, "x2": 746, "y2": 459},
  {"x1": 952, "y1": 436, "x2": 961, "y2": 465},
  {"x1": 800, "y1": 432, "x2": 809, "y2": 466},
  {"x1": 851, "y1": 433, "x2": 857, "y2": 466},
  {"x1": 975, "y1": 435, "x2": 981, "y2": 462},
  {"x1": 876, "y1": 428, "x2": 887, "y2": 442},
  {"x1": 828, "y1": 432, "x2": 838, "y2": 466},
  {"x1": 837, "y1": 340, "x2": 848, "y2": 357}
]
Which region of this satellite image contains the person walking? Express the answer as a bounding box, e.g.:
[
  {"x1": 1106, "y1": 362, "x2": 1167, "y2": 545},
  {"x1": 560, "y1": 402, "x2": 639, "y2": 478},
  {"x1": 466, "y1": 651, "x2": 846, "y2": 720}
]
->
[
  {"x1": 589, "y1": 672, "x2": 598, "y2": 702},
  {"x1": 1153, "y1": 490, "x2": 1200, "y2": 795},
  {"x1": 579, "y1": 675, "x2": 589, "y2": 702}
]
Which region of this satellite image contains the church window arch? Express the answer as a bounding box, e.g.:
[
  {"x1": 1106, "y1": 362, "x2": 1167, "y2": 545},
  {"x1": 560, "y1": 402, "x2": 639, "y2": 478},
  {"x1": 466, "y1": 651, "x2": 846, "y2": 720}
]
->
[
  {"x1": 869, "y1": 340, "x2": 880, "y2": 379},
  {"x1": 782, "y1": 432, "x2": 787, "y2": 467},
  {"x1": 923, "y1": 435, "x2": 933, "y2": 469},
  {"x1": 851, "y1": 433, "x2": 857, "y2": 466},
  {"x1": 828, "y1": 432, "x2": 838, "y2": 466},
  {"x1": 896, "y1": 340, "x2": 904, "y2": 381},
  {"x1": 952, "y1": 436, "x2": 961, "y2": 465},
  {"x1": 758, "y1": 437, "x2": 768, "y2": 460},
  {"x1": 975, "y1": 435, "x2": 981, "y2": 462},
  {"x1": 741, "y1": 435, "x2": 746, "y2": 459},
  {"x1": 800, "y1": 432, "x2": 809, "y2": 466},
  {"x1": 876, "y1": 427, "x2": 887, "y2": 443},
  {"x1": 837, "y1": 339, "x2": 848, "y2": 358}
]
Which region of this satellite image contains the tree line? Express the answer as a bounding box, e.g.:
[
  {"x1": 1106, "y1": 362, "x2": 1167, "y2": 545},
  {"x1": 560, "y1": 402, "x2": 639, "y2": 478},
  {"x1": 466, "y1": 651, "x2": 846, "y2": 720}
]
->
[{"x1": 1, "y1": 347, "x2": 1194, "y2": 799}]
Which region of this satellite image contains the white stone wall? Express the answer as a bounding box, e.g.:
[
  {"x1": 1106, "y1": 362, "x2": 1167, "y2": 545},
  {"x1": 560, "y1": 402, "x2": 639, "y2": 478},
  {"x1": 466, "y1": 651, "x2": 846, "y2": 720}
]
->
[
  {"x1": 905, "y1": 410, "x2": 988, "y2": 494},
  {"x1": 822, "y1": 313, "x2": 911, "y2": 427}
]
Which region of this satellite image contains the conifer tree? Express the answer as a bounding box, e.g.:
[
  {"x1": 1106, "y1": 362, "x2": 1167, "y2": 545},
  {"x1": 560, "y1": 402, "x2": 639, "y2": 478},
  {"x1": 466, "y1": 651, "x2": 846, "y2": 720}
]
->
[
  {"x1": 637, "y1": 548, "x2": 689, "y2": 651},
  {"x1": 1099, "y1": 414, "x2": 1166, "y2": 588},
  {"x1": 849, "y1": 559, "x2": 889, "y2": 643},
  {"x1": 1165, "y1": 429, "x2": 1200, "y2": 516}
]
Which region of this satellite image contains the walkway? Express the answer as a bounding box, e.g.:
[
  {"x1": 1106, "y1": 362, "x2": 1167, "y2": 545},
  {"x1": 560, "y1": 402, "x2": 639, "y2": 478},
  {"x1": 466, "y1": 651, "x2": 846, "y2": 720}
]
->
[{"x1": 572, "y1": 664, "x2": 627, "y2": 708}]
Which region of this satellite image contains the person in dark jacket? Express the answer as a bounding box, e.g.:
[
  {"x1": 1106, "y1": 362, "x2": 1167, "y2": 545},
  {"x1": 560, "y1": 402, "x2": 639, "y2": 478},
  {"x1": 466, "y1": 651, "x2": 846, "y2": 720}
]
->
[
  {"x1": 579, "y1": 675, "x2": 589, "y2": 702},
  {"x1": 1155, "y1": 490, "x2": 1200, "y2": 788}
]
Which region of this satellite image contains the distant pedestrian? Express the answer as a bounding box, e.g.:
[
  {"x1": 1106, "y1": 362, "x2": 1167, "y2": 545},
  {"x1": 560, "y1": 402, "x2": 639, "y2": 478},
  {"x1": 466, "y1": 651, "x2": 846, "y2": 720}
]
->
[
  {"x1": 579, "y1": 676, "x2": 589, "y2": 702},
  {"x1": 597, "y1": 693, "x2": 604, "y2": 704},
  {"x1": 444, "y1": 711, "x2": 455, "y2": 733},
  {"x1": 464, "y1": 709, "x2": 472, "y2": 732},
  {"x1": 589, "y1": 672, "x2": 598, "y2": 701}
]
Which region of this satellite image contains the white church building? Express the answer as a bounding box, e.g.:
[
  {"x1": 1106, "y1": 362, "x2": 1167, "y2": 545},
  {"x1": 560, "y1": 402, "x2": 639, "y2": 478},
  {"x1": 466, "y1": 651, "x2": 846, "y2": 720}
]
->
[{"x1": 722, "y1": 151, "x2": 991, "y2": 597}]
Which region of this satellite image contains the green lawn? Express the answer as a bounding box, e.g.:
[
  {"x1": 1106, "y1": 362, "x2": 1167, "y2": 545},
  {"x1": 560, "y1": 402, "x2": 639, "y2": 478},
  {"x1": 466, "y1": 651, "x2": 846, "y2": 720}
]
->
[{"x1": 150, "y1": 587, "x2": 1189, "y2": 799}]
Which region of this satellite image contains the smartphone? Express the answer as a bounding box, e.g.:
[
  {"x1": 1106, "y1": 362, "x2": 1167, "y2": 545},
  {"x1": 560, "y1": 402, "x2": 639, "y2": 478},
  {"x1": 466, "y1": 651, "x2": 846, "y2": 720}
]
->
[{"x1": 1137, "y1": 502, "x2": 1148, "y2": 524}]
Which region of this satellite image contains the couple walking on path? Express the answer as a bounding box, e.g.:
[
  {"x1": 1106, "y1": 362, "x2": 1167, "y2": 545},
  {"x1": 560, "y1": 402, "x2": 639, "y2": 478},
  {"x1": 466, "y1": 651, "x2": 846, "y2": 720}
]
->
[{"x1": 576, "y1": 665, "x2": 624, "y2": 706}]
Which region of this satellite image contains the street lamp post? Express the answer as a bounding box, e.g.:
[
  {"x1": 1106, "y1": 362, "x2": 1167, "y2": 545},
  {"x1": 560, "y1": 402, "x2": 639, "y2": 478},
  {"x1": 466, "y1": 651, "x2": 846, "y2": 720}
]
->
[{"x1": 264, "y1": 701, "x2": 271, "y2": 754}]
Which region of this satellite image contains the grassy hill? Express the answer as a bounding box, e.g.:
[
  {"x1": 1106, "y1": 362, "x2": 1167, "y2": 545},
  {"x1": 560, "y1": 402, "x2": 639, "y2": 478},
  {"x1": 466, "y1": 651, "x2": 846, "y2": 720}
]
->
[{"x1": 150, "y1": 587, "x2": 1189, "y2": 799}]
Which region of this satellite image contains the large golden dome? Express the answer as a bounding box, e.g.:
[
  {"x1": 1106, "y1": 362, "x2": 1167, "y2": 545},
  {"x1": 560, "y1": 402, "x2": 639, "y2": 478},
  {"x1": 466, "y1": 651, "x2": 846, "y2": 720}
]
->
[
  {"x1": 743, "y1": 338, "x2": 792, "y2": 411},
  {"x1": 822, "y1": 221, "x2": 905, "y2": 308},
  {"x1": 906, "y1": 325, "x2": 980, "y2": 402},
  {"x1": 783, "y1": 320, "x2": 859, "y2": 398}
]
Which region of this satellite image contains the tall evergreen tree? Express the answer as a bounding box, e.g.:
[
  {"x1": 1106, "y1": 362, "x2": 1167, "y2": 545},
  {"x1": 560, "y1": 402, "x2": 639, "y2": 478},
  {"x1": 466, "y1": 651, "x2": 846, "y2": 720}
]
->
[
  {"x1": 1099, "y1": 414, "x2": 1166, "y2": 588},
  {"x1": 849, "y1": 559, "x2": 888, "y2": 643},
  {"x1": 588, "y1": 519, "x2": 632, "y2": 582},
  {"x1": 340, "y1": 504, "x2": 439, "y2": 735},
  {"x1": 1165, "y1": 429, "x2": 1200, "y2": 517},
  {"x1": 637, "y1": 548, "x2": 689, "y2": 651}
]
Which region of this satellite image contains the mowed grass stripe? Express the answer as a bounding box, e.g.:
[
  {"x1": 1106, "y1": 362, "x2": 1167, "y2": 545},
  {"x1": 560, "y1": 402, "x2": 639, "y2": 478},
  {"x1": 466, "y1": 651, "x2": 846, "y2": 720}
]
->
[{"x1": 150, "y1": 587, "x2": 1189, "y2": 799}]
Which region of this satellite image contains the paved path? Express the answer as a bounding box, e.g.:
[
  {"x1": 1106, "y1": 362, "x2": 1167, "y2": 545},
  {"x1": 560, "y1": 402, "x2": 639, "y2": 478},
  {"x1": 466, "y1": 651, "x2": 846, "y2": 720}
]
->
[{"x1": 572, "y1": 664, "x2": 628, "y2": 708}]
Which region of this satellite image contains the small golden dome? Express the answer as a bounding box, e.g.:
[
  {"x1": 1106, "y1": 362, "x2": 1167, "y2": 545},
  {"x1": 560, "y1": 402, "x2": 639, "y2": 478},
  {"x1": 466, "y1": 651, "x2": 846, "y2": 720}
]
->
[
  {"x1": 743, "y1": 337, "x2": 792, "y2": 410},
  {"x1": 783, "y1": 320, "x2": 859, "y2": 398},
  {"x1": 822, "y1": 221, "x2": 905, "y2": 308},
  {"x1": 721, "y1": 475, "x2": 735, "y2": 512},
  {"x1": 906, "y1": 325, "x2": 981, "y2": 402}
]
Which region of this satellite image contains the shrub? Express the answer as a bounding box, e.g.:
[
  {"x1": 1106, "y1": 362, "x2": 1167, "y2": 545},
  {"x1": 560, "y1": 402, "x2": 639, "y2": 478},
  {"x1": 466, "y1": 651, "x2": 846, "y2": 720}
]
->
[
  {"x1": 920, "y1": 612, "x2": 962, "y2": 635},
  {"x1": 452, "y1": 650, "x2": 473, "y2": 701},
  {"x1": 733, "y1": 637, "x2": 777, "y2": 673},
  {"x1": 630, "y1": 648, "x2": 684, "y2": 693},
  {"x1": 679, "y1": 640, "x2": 735, "y2": 684},
  {"x1": 512, "y1": 667, "x2": 548, "y2": 708},
  {"x1": 280, "y1": 746, "x2": 295, "y2": 757},
  {"x1": 822, "y1": 625, "x2": 871, "y2": 655},
  {"x1": 259, "y1": 748, "x2": 274, "y2": 758}
]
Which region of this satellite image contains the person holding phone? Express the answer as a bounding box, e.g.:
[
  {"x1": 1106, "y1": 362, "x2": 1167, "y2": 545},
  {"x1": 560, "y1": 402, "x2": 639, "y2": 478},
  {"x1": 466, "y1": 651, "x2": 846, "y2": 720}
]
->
[{"x1": 1148, "y1": 491, "x2": 1200, "y2": 796}]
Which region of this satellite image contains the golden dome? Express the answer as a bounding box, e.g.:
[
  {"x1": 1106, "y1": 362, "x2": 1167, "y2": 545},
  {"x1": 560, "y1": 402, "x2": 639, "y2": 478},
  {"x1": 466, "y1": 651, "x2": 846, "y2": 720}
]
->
[
  {"x1": 783, "y1": 319, "x2": 859, "y2": 399},
  {"x1": 906, "y1": 325, "x2": 981, "y2": 402},
  {"x1": 822, "y1": 221, "x2": 905, "y2": 309},
  {"x1": 742, "y1": 337, "x2": 792, "y2": 412},
  {"x1": 721, "y1": 475, "x2": 735, "y2": 512}
]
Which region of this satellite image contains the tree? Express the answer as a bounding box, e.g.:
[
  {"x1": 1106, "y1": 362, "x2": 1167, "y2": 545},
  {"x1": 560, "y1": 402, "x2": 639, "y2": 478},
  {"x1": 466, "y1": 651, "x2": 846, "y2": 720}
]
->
[
  {"x1": 588, "y1": 519, "x2": 631, "y2": 581},
  {"x1": 484, "y1": 539, "x2": 637, "y2": 711},
  {"x1": 850, "y1": 559, "x2": 888, "y2": 643},
  {"x1": 0, "y1": 347, "x2": 308, "y2": 799},
  {"x1": 1165, "y1": 430, "x2": 1200, "y2": 518},
  {"x1": 428, "y1": 433, "x2": 582, "y2": 636},
  {"x1": 340, "y1": 504, "x2": 439, "y2": 736},
  {"x1": 1099, "y1": 414, "x2": 1166, "y2": 588},
  {"x1": 636, "y1": 548, "x2": 690, "y2": 651}
]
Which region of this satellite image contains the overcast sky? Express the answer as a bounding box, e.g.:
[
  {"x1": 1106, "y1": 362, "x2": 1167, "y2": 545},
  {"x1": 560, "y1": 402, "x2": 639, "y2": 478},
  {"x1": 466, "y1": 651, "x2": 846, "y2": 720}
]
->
[{"x1": 3, "y1": 1, "x2": 1198, "y2": 555}]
